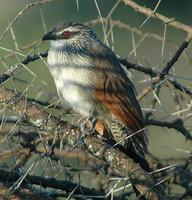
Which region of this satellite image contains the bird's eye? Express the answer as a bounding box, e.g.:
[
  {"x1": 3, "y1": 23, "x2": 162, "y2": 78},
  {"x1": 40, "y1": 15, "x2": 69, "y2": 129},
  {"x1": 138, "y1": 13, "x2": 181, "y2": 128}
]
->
[{"x1": 63, "y1": 31, "x2": 71, "y2": 39}]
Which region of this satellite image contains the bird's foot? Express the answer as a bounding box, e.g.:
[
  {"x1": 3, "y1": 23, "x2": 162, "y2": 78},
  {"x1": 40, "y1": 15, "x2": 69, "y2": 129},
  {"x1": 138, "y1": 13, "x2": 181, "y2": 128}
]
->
[{"x1": 80, "y1": 117, "x2": 97, "y2": 137}]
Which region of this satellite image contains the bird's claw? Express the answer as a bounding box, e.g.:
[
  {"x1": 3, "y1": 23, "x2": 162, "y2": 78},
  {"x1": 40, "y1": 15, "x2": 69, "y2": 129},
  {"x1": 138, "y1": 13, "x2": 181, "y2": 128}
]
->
[{"x1": 80, "y1": 117, "x2": 97, "y2": 137}]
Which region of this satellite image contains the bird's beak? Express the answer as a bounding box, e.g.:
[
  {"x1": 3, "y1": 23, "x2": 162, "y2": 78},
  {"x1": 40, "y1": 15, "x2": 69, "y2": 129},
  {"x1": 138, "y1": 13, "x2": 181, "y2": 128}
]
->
[{"x1": 42, "y1": 30, "x2": 56, "y2": 41}]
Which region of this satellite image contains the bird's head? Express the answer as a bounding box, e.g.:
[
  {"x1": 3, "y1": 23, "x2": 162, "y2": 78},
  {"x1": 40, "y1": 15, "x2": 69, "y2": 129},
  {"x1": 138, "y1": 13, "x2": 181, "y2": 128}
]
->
[{"x1": 42, "y1": 21, "x2": 97, "y2": 49}]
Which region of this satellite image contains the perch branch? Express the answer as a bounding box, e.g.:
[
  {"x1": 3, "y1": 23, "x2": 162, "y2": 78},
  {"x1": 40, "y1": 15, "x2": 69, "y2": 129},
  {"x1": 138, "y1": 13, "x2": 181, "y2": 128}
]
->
[{"x1": 64, "y1": 130, "x2": 167, "y2": 200}]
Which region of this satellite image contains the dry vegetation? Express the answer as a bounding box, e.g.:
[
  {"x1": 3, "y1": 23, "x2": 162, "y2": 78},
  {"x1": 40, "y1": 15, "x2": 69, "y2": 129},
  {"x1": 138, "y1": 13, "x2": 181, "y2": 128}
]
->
[{"x1": 0, "y1": 0, "x2": 192, "y2": 199}]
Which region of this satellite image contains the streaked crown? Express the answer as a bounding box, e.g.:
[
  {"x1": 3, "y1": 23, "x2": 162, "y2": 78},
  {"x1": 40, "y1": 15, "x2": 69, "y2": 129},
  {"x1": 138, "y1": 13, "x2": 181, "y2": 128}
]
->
[{"x1": 42, "y1": 21, "x2": 96, "y2": 41}]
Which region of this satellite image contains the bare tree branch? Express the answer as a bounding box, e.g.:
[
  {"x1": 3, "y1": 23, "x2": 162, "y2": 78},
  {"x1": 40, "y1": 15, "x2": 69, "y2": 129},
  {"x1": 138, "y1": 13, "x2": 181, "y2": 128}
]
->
[
  {"x1": 64, "y1": 131, "x2": 167, "y2": 200},
  {"x1": 0, "y1": 0, "x2": 59, "y2": 41},
  {"x1": 0, "y1": 51, "x2": 48, "y2": 85},
  {"x1": 145, "y1": 117, "x2": 192, "y2": 140},
  {"x1": 137, "y1": 35, "x2": 192, "y2": 100},
  {"x1": 0, "y1": 169, "x2": 106, "y2": 200},
  {"x1": 0, "y1": 87, "x2": 167, "y2": 199},
  {"x1": 1, "y1": 1, "x2": 192, "y2": 199},
  {"x1": 121, "y1": 0, "x2": 192, "y2": 35}
]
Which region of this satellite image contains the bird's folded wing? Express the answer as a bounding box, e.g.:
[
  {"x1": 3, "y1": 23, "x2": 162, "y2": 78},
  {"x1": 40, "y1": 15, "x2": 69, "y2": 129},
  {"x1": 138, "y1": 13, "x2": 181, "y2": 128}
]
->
[{"x1": 94, "y1": 72, "x2": 144, "y2": 134}]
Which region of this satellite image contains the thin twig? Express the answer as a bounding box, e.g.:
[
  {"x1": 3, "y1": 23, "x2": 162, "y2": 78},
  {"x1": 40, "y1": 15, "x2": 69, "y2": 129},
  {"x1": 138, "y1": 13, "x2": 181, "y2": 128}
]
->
[
  {"x1": 121, "y1": 0, "x2": 192, "y2": 35},
  {"x1": 0, "y1": 51, "x2": 48, "y2": 85},
  {"x1": 0, "y1": 0, "x2": 58, "y2": 41},
  {"x1": 1, "y1": 49, "x2": 191, "y2": 98},
  {"x1": 0, "y1": 168, "x2": 105, "y2": 199},
  {"x1": 140, "y1": 0, "x2": 162, "y2": 28},
  {"x1": 137, "y1": 35, "x2": 192, "y2": 100}
]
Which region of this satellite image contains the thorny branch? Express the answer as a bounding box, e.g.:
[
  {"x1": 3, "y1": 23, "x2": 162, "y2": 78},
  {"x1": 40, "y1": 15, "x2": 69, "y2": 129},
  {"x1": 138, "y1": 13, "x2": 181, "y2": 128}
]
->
[
  {"x1": 88, "y1": 18, "x2": 190, "y2": 60},
  {"x1": 121, "y1": 0, "x2": 192, "y2": 35},
  {"x1": 145, "y1": 116, "x2": 192, "y2": 140},
  {"x1": 0, "y1": 0, "x2": 59, "y2": 41},
  {"x1": 119, "y1": 58, "x2": 192, "y2": 96},
  {"x1": 0, "y1": 51, "x2": 48, "y2": 85},
  {"x1": 0, "y1": 168, "x2": 106, "y2": 200},
  {"x1": 137, "y1": 35, "x2": 192, "y2": 101},
  {"x1": 0, "y1": 183, "x2": 57, "y2": 200},
  {"x1": 0, "y1": 87, "x2": 166, "y2": 200}
]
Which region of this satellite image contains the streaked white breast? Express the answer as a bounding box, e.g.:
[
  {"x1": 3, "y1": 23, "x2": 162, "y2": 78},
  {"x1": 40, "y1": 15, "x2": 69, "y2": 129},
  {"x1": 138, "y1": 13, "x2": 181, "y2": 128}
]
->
[{"x1": 47, "y1": 48, "x2": 95, "y2": 116}]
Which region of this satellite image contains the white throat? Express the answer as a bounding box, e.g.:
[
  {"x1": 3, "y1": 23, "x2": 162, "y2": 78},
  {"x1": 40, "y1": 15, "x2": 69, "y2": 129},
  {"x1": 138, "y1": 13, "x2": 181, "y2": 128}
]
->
[{"x1": 50, "y1": 40, "x2": 70, "y2": 49}]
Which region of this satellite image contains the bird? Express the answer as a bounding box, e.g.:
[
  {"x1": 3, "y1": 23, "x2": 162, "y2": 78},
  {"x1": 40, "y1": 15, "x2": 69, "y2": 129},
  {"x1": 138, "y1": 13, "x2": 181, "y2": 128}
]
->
[{"x1": 42, "y1": 21, "x2": 148, "y2": 170}]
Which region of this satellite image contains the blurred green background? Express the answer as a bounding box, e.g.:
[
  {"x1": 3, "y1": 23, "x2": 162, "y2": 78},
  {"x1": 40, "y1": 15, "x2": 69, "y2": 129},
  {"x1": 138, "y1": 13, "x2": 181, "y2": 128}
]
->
[{"x1": 0, "y1": 0, "x2": 192, "y2": 160}]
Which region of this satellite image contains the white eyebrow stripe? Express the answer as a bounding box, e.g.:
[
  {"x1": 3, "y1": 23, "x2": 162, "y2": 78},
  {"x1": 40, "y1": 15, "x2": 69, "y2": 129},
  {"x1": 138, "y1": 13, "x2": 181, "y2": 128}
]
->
[{"x1": 57, "y1": 27, "x2": 80, "y2": 35}]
